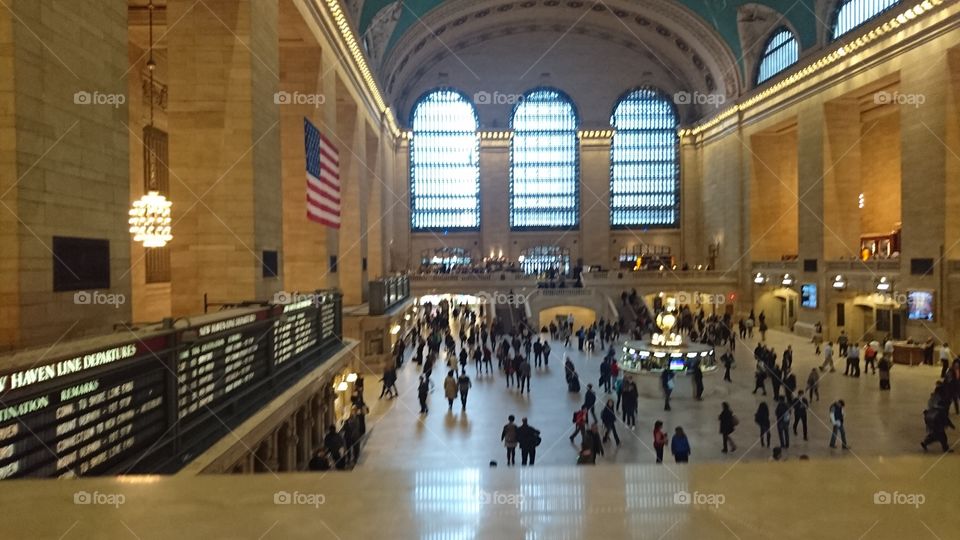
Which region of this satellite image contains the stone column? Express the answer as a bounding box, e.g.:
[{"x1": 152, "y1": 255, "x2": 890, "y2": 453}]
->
[
  {"x1": 335, "y1": 92, "x2": 367, "y2": 305},
  {"x1": 822, "y1": 98, "x2": 861, "y2": 260},
  {"x1": 166, "y1": 0, "x2": 282, "y2": 315},
  {"x1": 479, "y1": 136, "x2": 510, "y2": 259},
  {"x1": 579, "y1": 135, "x2": 612, "y2": 268}
]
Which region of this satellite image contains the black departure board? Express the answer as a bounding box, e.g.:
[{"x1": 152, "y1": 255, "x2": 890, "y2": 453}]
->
[
  {"x1": 177, "y1": 312, "x2": 271, "y2": 422},
  {"x1": 0, "y1": 336, "x2": 170, "y2": 479},
  {"x1": 0, "y1": 291, "x2": 343, "y2": 479}
]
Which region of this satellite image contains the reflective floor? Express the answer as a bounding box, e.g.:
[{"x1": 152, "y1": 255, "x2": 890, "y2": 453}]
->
[
  {"x1": 361, "y1": 328, "x2": 946, "y2": 468},
  {"x1": 2, "y1": 457, "x2": 957, "y2": 539}
]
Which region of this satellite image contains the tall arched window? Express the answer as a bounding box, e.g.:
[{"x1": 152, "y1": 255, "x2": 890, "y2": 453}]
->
[
  {"x1": 409, "y1": 89, "x2": 480, "y2": 231},
  {"x1": 510, "y1": 88, "x2": 579, "y2": 229},
  {"x1": 756, "y1": 28, "x2": 799, "y2": 85},
  {"x1": 609, "y1": 88, "x2": 679, "y2": 228},
  {"x1": 832, "y1": 0, "x2": 900, "y2": 40}
]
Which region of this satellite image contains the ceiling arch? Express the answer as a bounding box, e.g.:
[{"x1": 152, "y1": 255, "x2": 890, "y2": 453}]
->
[
  {"x1": 379, "y1": 0, "x2": 751, "y2": 127},
  {"x1": 359, "y1": 0, "x2": 819, "y2": 68}
]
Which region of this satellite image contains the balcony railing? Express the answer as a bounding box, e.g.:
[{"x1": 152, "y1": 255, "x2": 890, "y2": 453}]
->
[{"x1": 824, "y1": 259, "x2": 900, "y2": 273}]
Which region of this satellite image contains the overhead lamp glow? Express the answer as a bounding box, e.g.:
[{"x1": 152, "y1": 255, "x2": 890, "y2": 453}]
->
[
  {"x1": 335, "y1": 381, "x2": 349, "y2": 392},
  {"x1": 833, "y1": 275, "x2": 847, "y2": 290},
  {"x1": 754, "y1": 272, "x2": 767, "y2": 285},
  {"x1": 129, "y1": 191, "x2": 172, "y2": 248},
  {"x1": 781, "y1": 274, "x2": 794, "y2": 286},
  {"x1": 876, "y1": 276, "x2": 892, "y2": 292},
  {"x1": 346, "y1": 373, "x2": 358, "y2": 383}
]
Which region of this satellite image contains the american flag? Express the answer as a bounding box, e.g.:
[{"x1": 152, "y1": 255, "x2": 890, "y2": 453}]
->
[{"x1": 305, "y1": 118, "x2": 341, "y2": 228}]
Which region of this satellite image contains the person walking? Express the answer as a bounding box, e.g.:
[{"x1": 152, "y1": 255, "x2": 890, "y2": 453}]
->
[
  {"x1": 722, "y1": 351, "x2": 734, "y2": 382},
  {"x1": 570, "y1": 406, "x2": 589, "y2": 443},
  {"x1": 692, "y1": 363, "x2": 705, "y2": 401},
  {"x1": 583, "y1": 384, "x2": 599, "y2": 422},
  {"x1": 806, "y1": 368, "x2": 820, "y2": 401},
  {"x1": 518, "y1": 357, "x2": 532, "y2": 394},
  {"x1": 718, "y1": 402, "x2": 738, "y2": 453},
  {"x1": 621, "y1": 377, "x2": 638, "y2": 428},
  {"x1": 754, "y1": 402, "x2": 771, "y2": 448},
  {"x1": 838, "y1": 331, "x2": 849, "y2": 357},
  {"x1": 417, "y1": 376, "x2": 429, "y2": 414},
  {"x1": 671, "y1": 427, "x2": 691, "y2": 463},
  {"x1": 940, "y1": 343, "x2": 953, "y2": 378},
  {"x1": 533, "y1": 338, "x2": 543, "y2": 368},
  {"x1": 601, "y1": 399, "x2": 621, "y2": 446},
  {"x1": 517, "y1": 417, "x2": 541, "y2": 466},
  {"x1": 820, "y1": 342, "x2": 836, "y2": 372},
  {"x1": 653, "y1": 420, "x2": 668, "y2": 463},
  {"x1": 775, "y1": 396, "x2": 791, "y2": 449},
  {"x1": 793, "y1": 391, "x2": 809, "y2": 441},
  {"x1": 661, "y1": 369, "x2": 675, "y2": 411},
  {"x1": 921, "y1": 407, "x2": 955, "y2": 453},
  {"x1": 457, "y1": 372, "x2": 472, "y2": 411},
  {"x1": 501, "y1": 415, "x2": 518, "y2": 466},
  {"x1": 443, "y1": 371, "x2": 458, "y2": 411},
  {"x1": 829, "y1": 399, "x2": 849, "y2": 449},
  {"x1": 753, "y1": 363, "x2": 768, "y2": 395},
  {"x1": 599, "y1": 358, "x2": 612, "y2": 394},
  {"x1": 878, "y1": 356, "x2": 892, "y2": 391}
]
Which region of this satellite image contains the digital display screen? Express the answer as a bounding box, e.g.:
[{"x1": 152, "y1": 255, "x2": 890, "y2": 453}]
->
[
  {"x1": 669, "y1": 359, "x2": 686, "y2": 371},
  {"x1": 801, "y1": 284, "x2": 818, "y2": 309},
  {"x1": 907, "y1": 291, "x2": 935, "y2": 321}
]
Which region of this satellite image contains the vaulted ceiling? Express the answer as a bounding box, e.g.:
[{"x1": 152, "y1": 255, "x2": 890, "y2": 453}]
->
[{"x1": 344, "y1": 0, "x2": 832, "y2": 127}]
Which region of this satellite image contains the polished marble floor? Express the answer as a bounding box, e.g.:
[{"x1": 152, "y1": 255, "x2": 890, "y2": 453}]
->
[{"x1": 360, "y1": 327, "x2": 947, "y2": 469}]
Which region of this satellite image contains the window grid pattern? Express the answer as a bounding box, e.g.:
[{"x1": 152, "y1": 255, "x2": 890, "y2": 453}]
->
[
  {"x1": 520, "y1": 246, "x2": 571, "y2": 275},
  {"x1": 609, "y1": 89, "x2": 679, "y2": 228},
  {"x1": 410, "y1": 89, "x2": 480, "y2": 231},
  {"x1": 832, "y1": 0, "x2": 900, "y2": 39},
  {"x1": 756, "y1": 28, "x2": 799, "y2": 84},
  {"x1": 510, "y1": 89, "x2": 579, "y2": 229}
]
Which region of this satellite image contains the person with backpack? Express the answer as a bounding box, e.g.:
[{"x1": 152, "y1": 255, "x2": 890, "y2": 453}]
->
[
  {"x1": 653, "y1": 420, "x2": 668, "y2": 463},
  {"x1": 569, "y1": 406, "x2": 589, "y2": 443},
  {"x1": 671, "y1": 426, "x2": 691, "y2": 463},
  {"x1": 718, "y1": 402, "x2": 738, "y2": 453},
  {"x1": 457, "y1": 372, "x2": 472, "y2": 411},
  {"x1": 755, "y1": 402, "x2": 772, "y2": 448},
  {"x1": 501, "y1": 415, "x2": 519, "y2": 466},
  {"x1": 829, "y1": 399, "x2": 849, "y2": 449},
  {"x1": 517, "y1": 417, "x2": 541, "y2": 466},
  {"x1": 864, "y1": 342, "x2": 878, "y2": 375}
]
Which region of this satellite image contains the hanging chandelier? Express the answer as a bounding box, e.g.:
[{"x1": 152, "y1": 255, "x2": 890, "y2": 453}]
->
[{"x1": 129, "y1": 191, "x2": 172, "y2": 247}]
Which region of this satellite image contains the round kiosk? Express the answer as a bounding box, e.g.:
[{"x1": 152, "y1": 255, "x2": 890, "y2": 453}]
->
[{"x1": 618, "y1": 309, "x2": 718, "y2": 375}]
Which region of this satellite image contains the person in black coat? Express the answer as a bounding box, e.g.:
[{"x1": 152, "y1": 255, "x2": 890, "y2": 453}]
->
[
  {"x1": 583, "y1": 384, "x2": 598, "y2": 422},
  {"x1": 324, "y1": 425, "x2": 346, "y2": 469},
  {"x1": 600, "y1": 399, "x2": 621, "y2": 446},
  {"x1": 775, "y1": 397, "x2": 791, "y2": 449},
  {"x1": 754, "y1": 402, "x2": 771, "y2": 448},
  {"x1": 718, "y1": 402, "x2": 737, "y2": 453},
  {"x1": 516, "y1": 417, "x2": 541, "y2": 466}
]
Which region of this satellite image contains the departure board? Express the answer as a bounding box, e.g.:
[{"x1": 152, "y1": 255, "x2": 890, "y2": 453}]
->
[
  {"x1": 177, "y1": 312, "x2": 271, "y2": 422},
  {"x1": 0, "y1": 336, "x2": 170, "y2": 479},
  {"x1": 274, "y1": 300, "x2": 320, "y2": 367}
]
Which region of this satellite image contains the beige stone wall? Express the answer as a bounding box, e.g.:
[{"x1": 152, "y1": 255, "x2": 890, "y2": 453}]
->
[
  {"x1": 859, "y1": 111, "x2": 901, "y2": 236},
  {"x1": 749, "y1": 127, "x2": 799, "y2": 260},
  {"x1": 0, "y1": 0, "x2": 131, "y2": 350}
]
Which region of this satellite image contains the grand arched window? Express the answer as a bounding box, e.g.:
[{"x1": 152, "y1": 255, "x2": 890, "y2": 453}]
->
[
  {"x1": 756, "y1": 28, "x2": 799, "y2": 84},
  {"x1": 520, "y1": 246, "x2": 570, "y2": 275},
  {"x1": 409, "y1": 89, "x2": 480, "y2": 231},
  {"x1": 510, "y1": 88, "x2": 579, "y2": 229},
  {"x1": 609, "y1": 88, "x2": 679, "y2": 228},
  {"x1": 832, "y1": 0, "x2": 900, "y2": 40}
]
